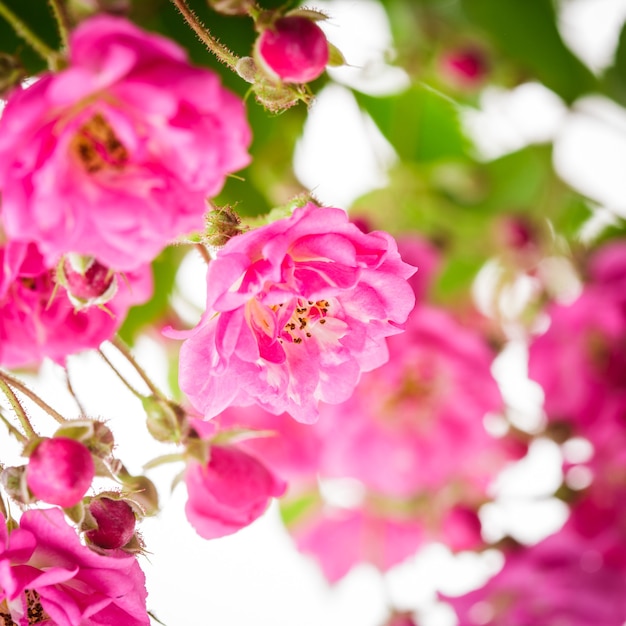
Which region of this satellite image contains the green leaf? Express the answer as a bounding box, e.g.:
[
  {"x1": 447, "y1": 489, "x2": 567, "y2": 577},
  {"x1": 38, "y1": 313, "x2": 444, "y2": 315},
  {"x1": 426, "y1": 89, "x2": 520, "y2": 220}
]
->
[
  {"x1": 279, "y1": 490, "x2": 321, "y2": 528},
  {"x1": 602, "y1": 19, "x2": 626, "y2": 107},
  {"x1": 356, "y1": 84, "x2": 469, "y2": 163},
  {"x1": 118, "y1": 246, "x2": 185, "y2": 344},
  {"x1": 460, "y1": 0, "x2": 597, "y2": 104}
]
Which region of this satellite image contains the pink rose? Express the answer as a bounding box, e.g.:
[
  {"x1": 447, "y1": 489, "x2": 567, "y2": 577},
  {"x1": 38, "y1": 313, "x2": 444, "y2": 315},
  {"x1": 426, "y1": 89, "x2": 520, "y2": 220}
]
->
[
  {"x1": 176, "y1": 204, "x2": 416, "y2": 423},
  {"x1": 0, "y1": 508, "x2": 148, "y2": 625},
  {"x1": 0, "y1": 240, "x2": 151, "y2": 368},
  {"x1": 0, "y1": 15, "x2": 251, "y2": 271},
  {"x1": 184, "y1": 444, "x2": 286, "y2": 539}
]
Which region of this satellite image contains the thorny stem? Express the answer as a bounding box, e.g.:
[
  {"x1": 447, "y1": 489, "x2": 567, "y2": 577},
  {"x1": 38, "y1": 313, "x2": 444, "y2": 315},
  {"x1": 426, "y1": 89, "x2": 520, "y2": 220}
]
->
[
  {"x1": 65, "y1": 364, "x2": 87, "y2": 415},
  {"x1": 110, "y1": 336, "x2": 168, "y2": 401},
  {"x1": 0, "y1": 379, "x2": 37, "y2": 440},
  {"x1": 0, "y1": 0, "x2": 60, "y2": 68},
  {"x1": 46, "y1": 0, "x2": 71, "y2": 50},
  {"x1": 0, "y1": 370, "x2": 67, "y2": 425},
  {"x1": 168, "y1": 0, "x2": 239, "y2": 69},
  {"x1": 97, "y1": 349, "x2": 146, "y2": 400}
]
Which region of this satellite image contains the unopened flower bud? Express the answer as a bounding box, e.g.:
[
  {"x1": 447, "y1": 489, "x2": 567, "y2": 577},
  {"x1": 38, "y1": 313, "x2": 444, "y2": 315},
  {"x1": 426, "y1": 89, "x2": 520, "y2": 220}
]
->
[
  {"x1": 440, "y1": 46, "x2": 489, "y2": 89},
  {"x1": 118, "y1": 470, "x2": 159, "y2": 516},
  {"x1": 54, "y1": 419, "x2": 115, "y2": 459},
  {"x1": 57, "y1": 254, "x2": 117, "y2": 309},
  {"x1": 255, "y1": 15, "x2": 329, "y2": 83},
  {"x1": 252, "y1": 80, "x2": 305, "y2": 112},
  {"x1": 26, "y1": 437, "x2": 95, "y2": 507},
  {"x1": 1, "y1": 465, "x2": 32, "y2": 504},
  {"x1": 0, "y1": 53, "x2": 24, "y2": 99},
  {"x1": 85, "y1": 496, "x2": 137, "y2": 549},
  {"x1": 143, "y1": 396, "x2": 188, "y2": 443},
  {"x1": 207, "y1": 0, "x2": 253, "y2": 15},
  {"x1": 235, "y1": 56, "x2": 258, "y2": 83},
  {"x1": 204, "y1": 206, "x2": 245, "y2": 249}
]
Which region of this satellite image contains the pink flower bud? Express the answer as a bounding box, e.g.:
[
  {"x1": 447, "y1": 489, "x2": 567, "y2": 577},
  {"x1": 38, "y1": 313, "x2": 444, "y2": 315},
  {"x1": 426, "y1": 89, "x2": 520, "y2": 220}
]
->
[
  {"x1": 255, "y1": 16, "x2": 329, "y2": 83},
  {"x1": 86, "y1": 497, "x2": 137, "y2": 549},
  {"x1": 440, "y1": 47, "x2": 489, "y2": 89},
  {"x1": 184, "y1": 445, "x2": 286, "y2": 539},
  {"x1": 58, "y1": 254, "x2": 118, "y2": 309},
  {"x1": 26, "y1": 437, "x2": 95, "y2": 507}
]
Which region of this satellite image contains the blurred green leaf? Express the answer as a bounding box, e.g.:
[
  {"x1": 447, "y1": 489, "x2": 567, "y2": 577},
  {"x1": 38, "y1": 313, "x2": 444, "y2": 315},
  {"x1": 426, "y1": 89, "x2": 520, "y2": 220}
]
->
[
  {"x1": 460, "y1": 0, "x2": 598, "y2": 103},
  {"x1": 356, "y1": 84, "x2": 469, "y2": 162},
  {"x1": 479, "y1": 144, "x2": 553, "y2": 213},
  {"x1": 279, "y1": 490, "x2": 321, "y2": 528},
  {"x1": 602, "y1": 19, "x2": 626, "y2": 107},
  {"x1": 118, "y1": 246, "x2": 185, "y2": 344}
]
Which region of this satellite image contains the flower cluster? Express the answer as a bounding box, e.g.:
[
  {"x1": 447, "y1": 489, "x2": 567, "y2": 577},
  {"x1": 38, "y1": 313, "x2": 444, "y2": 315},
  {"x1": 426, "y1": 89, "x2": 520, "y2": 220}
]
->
[
  {"x1": 0, "y1": 7, "x2": 418, "y2": 623},
  {"x1": 0, "y1": 0, "x2": 621, "y2": 624},
  {"x1": 0, "y1": 509, "x2": 148, "y2": 626},
  {"x1": 0, "y1": 15, "x2": 251, "y2": 272},
  {"x1": 445, "y1": 240, "x2": 626, "y2": 625},
  {"x1": 192, "y1": 236, "x2": 521, "y2": 582}
]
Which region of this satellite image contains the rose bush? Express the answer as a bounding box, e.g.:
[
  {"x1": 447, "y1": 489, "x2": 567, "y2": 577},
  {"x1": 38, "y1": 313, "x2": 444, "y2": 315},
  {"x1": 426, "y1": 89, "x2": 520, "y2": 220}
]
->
[{"x1": 0, "y1": 508, "x2": 148, "y2": 626}]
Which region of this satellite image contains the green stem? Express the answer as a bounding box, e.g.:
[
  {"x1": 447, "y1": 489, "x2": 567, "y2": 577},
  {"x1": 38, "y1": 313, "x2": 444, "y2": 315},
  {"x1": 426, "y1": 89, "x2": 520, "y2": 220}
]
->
[
  {"x1": 110, "y1": 336, "x2": 168, "y2": 401},
  {"x1": 47, "y1": 0, "x2": 70, "y2": 50},
  {"x1": 0, "y1": 379, "x2": 37, "y2": 439},
  {"x1": 168, "y1": 0, "x2": 239, "y2": 69},
  {"x1": 0, "y1": 407, "x2": 27, "y2": 443},
  {"x1": 0, "y1": 370, "x2": 66, "y2": 424},
  {"x1": 0, "y1": 0, "x2": 59, "y2": 67},
  {"x1": 97, "y1": 349, "x2": 145, "y2": 400}
]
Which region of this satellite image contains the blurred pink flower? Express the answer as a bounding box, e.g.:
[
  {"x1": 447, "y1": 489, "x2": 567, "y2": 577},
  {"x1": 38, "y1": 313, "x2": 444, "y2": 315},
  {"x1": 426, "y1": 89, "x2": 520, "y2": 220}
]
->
[
  {"x1": 255, "y1": 15, "x2": 329, "y2": 83},
  {"x1": 440, "y1": 47, "x2": 489, "y2": 89},
  {"x1": 443, "y1": 519, "x2": 626, "y2": 626},
  {"x1": 0, "y1": 240, "x2": 151, "y2": 368},
  {"x1": 317, "y1": 305, "x2": 513, "y2": 497},
  {"x1": 185, "y1": 444, "x2": 286, "y2": 539},
  {"x1": 0, "y1": 508, "x2": 148, "y2": 626},
  {"x1": 528, "y1": 242, "x2": 626, "y2": 433},
  {"x1": 26, "y1": 437, "x2": 95, "y2": 508},
  {"x1": 293, "y1": 507, "x2": 424, "y2": 583},
  {"x1": 0, "y1": 15, "x2": 251, "y2": 271},
  {"x1": 177, "y1": 204, "x2": 416, "y2": 423},
  {"x1": 396, "y1": 235, "x2": 441, "y2": 303}
]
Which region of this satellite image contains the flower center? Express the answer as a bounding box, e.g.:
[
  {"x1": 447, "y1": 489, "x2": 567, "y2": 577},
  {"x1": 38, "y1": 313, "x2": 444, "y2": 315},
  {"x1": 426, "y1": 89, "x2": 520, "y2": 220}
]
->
[
  {"x1": 0, "y1": 590, "x2": 51, "y2": 625},
  {"x1": 278, "y1": 298, "x2": 330, "y2": 345},
  {"x1": 71, "y1": 113, "x2": 129, "y2": 174}
]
